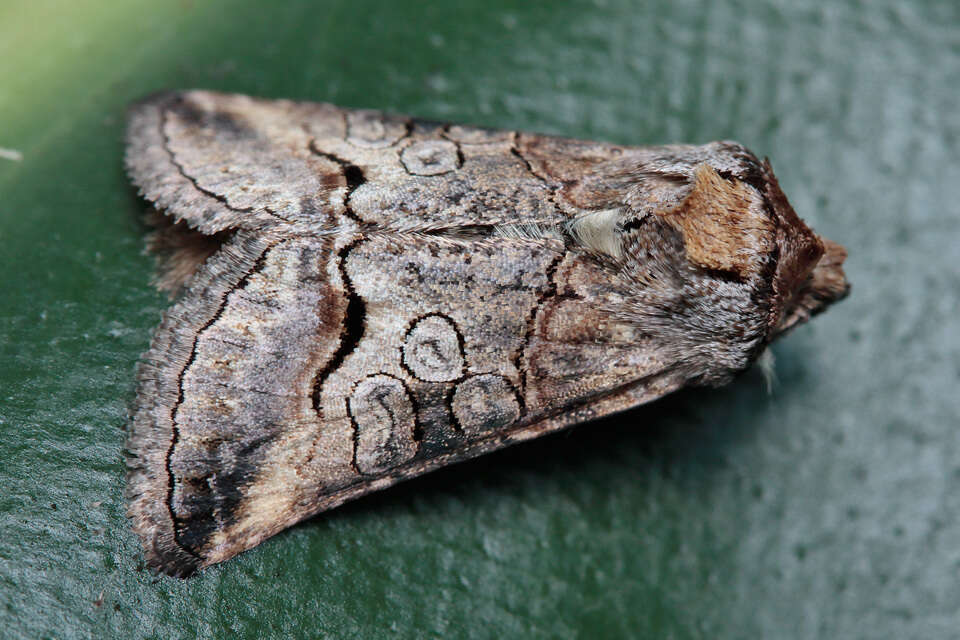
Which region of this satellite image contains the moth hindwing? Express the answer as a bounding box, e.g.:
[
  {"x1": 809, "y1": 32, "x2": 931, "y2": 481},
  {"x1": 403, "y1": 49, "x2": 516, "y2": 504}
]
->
[{"x1": 124, "y1": 90, "x2": 849, "y2": 576}]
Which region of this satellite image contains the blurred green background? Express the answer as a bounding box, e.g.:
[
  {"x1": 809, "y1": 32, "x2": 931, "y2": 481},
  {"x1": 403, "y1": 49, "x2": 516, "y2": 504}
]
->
[{"x1": 1, "y1": 0, "x2": 958, "y2": 638}]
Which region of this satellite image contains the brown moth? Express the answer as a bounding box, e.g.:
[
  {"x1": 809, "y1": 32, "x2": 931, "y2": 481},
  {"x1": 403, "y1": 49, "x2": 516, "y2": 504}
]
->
[{"x1": 124, "y1": 90, "x2": 849, "y2": 577}]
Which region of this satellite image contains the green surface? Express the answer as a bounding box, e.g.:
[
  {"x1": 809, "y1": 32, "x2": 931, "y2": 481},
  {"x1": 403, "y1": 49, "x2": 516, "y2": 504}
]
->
[{"x1": 1, "y1": 0, "x2": 958, "y2": 637}]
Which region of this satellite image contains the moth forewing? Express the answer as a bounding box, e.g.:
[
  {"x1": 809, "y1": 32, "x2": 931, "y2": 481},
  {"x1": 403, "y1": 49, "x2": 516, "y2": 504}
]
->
[{"x1": 125, "y1": 90, "x2": 849, "y2": 576}]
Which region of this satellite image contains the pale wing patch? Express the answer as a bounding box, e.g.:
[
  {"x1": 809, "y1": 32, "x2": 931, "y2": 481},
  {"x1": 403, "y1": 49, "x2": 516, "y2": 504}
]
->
[
  {"x1": 565, "y1": 208, "x2": 624, "y2": 259},
  {"x1": 494, "y1": 209, "x2": 625, "y2": 259}
]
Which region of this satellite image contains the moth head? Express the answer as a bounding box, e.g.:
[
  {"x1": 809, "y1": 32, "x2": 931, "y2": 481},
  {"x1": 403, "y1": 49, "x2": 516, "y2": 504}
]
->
[
  {"x1": 639, "y1": 146, "x2": 848, "y2": 341},
  {"x1": 759, "y1": 160, "x2": 850, "y2": 339},
  {"x1": 565, "y1": 142, "x2": 848, "y2": 384}
]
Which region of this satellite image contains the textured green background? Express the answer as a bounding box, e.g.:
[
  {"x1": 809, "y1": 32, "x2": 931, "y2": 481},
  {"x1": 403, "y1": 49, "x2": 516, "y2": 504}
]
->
[{"x1": 1, "y1": 0, "x2": 958, "y2": 637}]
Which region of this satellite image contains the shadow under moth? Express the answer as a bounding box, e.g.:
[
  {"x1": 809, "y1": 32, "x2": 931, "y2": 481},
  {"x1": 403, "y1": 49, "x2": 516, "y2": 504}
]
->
[{"x1": 124, "y1": 90, "x2": 849, "y2": 577}]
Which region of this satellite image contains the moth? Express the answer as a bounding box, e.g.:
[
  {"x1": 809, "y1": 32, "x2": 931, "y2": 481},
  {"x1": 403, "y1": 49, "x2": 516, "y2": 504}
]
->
[{"x1": 125, "y1": 90, "x2": 849, "y2": 577}]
